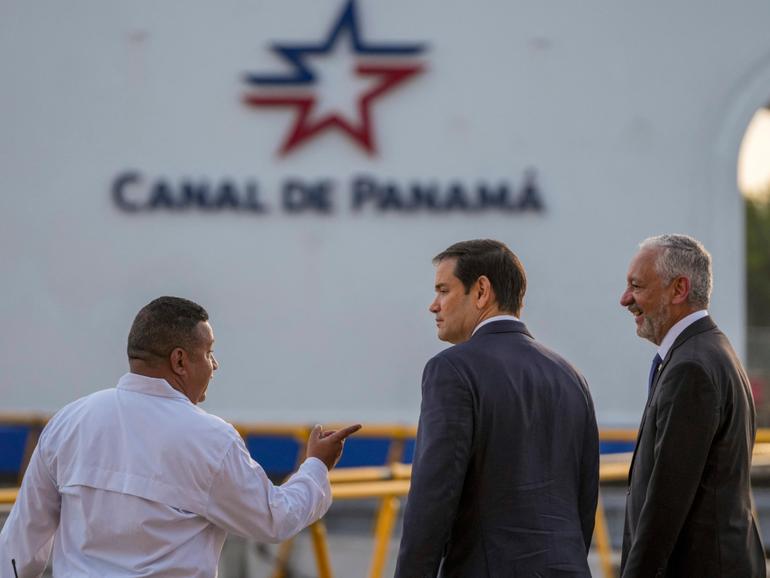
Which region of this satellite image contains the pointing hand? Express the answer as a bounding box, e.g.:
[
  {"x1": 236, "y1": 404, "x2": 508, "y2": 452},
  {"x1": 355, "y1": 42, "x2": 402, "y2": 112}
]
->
[{"x1": 306, "y1": 423, "x2": 362, "y2": 470}]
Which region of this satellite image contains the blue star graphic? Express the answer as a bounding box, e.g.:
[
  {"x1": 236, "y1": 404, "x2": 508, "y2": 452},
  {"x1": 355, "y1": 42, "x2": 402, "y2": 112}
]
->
[{"x1": 244, "y1": 0, "x2": 426, "y2": 87}]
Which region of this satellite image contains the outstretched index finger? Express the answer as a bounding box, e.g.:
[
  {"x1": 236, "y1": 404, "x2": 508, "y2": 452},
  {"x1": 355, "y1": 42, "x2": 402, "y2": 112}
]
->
[{"x1": 327, "y1": 424, "x2": 362, "y2": 442}]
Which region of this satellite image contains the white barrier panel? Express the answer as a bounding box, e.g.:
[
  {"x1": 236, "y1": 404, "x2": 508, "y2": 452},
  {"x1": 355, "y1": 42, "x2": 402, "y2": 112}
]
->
[{"x1": 2, "y1": 1, "x2": 769, "y2": 424}]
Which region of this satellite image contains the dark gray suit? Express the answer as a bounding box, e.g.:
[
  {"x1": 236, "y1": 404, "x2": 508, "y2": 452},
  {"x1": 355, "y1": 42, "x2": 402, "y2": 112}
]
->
[
  {"x1": 621, "y1": 316, "x2": 766, "y2": 578},
  {"x1": 395, "y1": 320, "x2": 599, "y2": 578}
]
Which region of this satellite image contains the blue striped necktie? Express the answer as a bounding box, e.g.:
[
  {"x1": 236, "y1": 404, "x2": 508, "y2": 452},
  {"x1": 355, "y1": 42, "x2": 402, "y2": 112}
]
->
[{"x1": 648, "y1": 353, "x2": 663, "y2": 394}]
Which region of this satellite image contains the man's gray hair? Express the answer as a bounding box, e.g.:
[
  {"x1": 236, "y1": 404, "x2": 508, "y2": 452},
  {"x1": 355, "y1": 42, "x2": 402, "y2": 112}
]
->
[{"x1": 640, "y1": 234, "x2": 712, "y2": 309}]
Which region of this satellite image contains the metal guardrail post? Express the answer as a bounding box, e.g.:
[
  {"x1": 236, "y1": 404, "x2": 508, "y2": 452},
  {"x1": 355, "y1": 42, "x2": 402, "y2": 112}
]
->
[
  {"x1": 268, "y1": 540, "x2": 294, "y2": 578},
  {"x1": 309, "y1": 520, "x2": 334, "y2": 578},
  {"x1": 594, "y1": 495, "x2": 615, "y2": 578},
  {"x1": 368, "y1": 494, "x2": 401, "y2": 578}
]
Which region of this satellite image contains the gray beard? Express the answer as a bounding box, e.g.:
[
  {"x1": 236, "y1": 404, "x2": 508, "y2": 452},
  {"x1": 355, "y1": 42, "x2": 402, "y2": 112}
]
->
[{"x1": 637, "y1": 303, "x2": 670, "y2": 345}]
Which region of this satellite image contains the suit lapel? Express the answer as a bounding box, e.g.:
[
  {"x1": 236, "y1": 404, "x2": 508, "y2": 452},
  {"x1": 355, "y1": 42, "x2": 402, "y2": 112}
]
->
[
  {"x1": 627, "y1": 316, "x2": 717, "y2": 483},
  {"x1": 627, "y1": 376, "x2": 663, "y2": 483},
  {"x1": 651, "y1": 317, "x2": 715, "y2": 397}
]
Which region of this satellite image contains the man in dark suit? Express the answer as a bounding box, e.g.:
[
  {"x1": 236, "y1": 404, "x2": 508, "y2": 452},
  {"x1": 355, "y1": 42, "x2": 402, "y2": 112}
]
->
[
  {"x1": 619, "y1": 234, "x2": 765, "y2": 578},
  {"x1": 395, "y1": 239, "x2": 599, "y2": 578}
]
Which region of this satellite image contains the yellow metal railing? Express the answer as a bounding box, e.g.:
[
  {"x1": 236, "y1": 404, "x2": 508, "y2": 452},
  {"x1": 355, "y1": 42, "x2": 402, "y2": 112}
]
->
[
  {"x1": 4, "y1": 422, "x2": 770, "y2": 578},
  {"x1": 0, "y1": 488, "x2": 17, "y2": 505},
  {"x1": 0, "y1": 413, "x2": 48, "y2": 485},
  {"x1": 599, "y1": 428, "x2": 638, "y2": 442},
  {"x1": 321, "y1": 465, "x2": 412, "y2": 578},
  {"x1": 0, "y1": 460, "x2": 620, "y2": 578}
]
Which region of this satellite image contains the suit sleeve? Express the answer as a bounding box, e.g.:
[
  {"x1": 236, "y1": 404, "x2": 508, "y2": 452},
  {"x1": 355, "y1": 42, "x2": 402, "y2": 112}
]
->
[
  {"x1": 395, "y1": 355, "x2": 474, "y2": 578},
  {"x1": 578, "y1": 377, "x2": 600, "y2": 551},
  {"x1": 621, "y1": 361, "x2": 720, "y2": 578}
]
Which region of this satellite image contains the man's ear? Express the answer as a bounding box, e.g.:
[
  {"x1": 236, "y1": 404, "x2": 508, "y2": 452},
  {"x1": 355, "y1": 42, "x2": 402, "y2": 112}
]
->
[
  {"x1": 671, "y1": 275, "x2": 691, "y2": 305},
  {"x1": 475, "y1": 275, "x2": 495, "y2": 309},
  {"x1": 169, "y1": 347, "x2": 187, "y2": 376}
]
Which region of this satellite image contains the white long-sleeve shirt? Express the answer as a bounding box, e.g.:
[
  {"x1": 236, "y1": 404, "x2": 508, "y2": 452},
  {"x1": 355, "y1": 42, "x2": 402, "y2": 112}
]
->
[{"x1": 0, "y1": 373, "x2": 332, "y2": 578}]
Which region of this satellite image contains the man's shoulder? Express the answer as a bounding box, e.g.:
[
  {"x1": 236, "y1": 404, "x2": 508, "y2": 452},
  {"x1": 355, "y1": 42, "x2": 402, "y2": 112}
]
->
[
  {"x1": 427, "y1": 341, "x2": 475, "y2": 368},
  {"x1": 670, "y1": 321, "x2": 734, "y2": 364},
  {"x1": 189, "y1": 406, "x2": 241, "y2": 440},
  {"x1": 44, "y1": 386, "x2": 240, "y2": 445},
  {"x1": 46, "y1": 387, "x2": 116, "y2": 425},
  {"x1": 434, "y1": 326, "x2": 526, "y2": 359},
  {"x1": 429, "y1": 333, "x2": 586, "y2": 383},
  {"x1": 38, "y1": 388, "x2": 119, "y2": 451}
]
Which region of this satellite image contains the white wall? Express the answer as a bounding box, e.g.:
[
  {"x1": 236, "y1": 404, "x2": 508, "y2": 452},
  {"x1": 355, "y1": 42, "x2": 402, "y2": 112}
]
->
[{"x1": 2, "y1": 0, "x2": 770, "y2": 425}]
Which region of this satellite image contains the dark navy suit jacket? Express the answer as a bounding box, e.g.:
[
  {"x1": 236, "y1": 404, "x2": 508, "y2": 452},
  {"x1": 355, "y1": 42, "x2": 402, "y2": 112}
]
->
[{"x1": 395, "y1": 320, "x2": 599, "y2": 578}]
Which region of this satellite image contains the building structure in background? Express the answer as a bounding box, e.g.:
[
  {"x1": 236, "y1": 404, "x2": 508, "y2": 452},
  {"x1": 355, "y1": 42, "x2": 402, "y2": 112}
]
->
[
  {"x1": 739, "y1": 105, "x2": 770, "y2": 423},
  {"x1": 2, "y1": 1, "x2": 770, "y2": 426}
]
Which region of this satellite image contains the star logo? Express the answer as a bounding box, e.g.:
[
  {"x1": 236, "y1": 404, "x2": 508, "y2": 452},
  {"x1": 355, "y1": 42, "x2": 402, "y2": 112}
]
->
[{"x1": 242, "y1": 0, "x2": 427, "y2": 156}]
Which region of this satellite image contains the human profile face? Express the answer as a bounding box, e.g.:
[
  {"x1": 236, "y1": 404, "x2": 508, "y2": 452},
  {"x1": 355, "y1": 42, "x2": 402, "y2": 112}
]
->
[
  {"x1": 183, "y1": 321, "x2": 218, "y2": 404},
  {"x1": 620, "y1": 248, "x2": 675, "y2": 345},
  {"x1": 429, "y1": 258, "x2": 479, "y2": 344}
]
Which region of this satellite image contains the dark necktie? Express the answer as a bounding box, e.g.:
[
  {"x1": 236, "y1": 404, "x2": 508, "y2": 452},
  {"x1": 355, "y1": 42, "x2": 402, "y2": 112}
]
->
[{"x1": 648, "y1": 353, "x2": 663, "y2": 394}]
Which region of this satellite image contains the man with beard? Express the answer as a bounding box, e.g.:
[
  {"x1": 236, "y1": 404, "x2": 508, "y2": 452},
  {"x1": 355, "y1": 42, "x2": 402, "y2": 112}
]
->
[{"x1": 619, "y1": 234, "x2": 765, "y2": 578}]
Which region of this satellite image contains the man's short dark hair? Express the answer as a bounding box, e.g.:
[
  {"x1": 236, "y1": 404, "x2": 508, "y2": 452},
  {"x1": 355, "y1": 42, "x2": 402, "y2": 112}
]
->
[
  {"x1": 433, "y1": 239, "x2": 527, "y2": 315},
  {"x1": 127, "y1": 296, "x2": 209, "y2": 361}
]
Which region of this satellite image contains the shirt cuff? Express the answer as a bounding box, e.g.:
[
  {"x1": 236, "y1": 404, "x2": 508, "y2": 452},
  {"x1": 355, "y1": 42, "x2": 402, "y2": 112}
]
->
[{"x1": 299, "y1": 457, "x2": 330, "y2": 480}]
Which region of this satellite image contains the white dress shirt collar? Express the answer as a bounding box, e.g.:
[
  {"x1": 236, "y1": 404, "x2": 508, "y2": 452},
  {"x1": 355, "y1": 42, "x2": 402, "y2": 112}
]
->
[
  {"x1": 117, "y1": 372, "x2": 190, "y2": 401},
  {"x1": 472, "y1": 314, "x2": 520, "y2": 336},
  {"x1": 657, "y1": 309, "x2": 709, "y2": 361}
]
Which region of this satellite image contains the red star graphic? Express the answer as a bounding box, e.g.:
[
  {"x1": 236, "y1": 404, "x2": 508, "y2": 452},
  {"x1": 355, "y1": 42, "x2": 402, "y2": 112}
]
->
[{"x1": 243, "y1": 63, "x2": 424, "y2": 156}]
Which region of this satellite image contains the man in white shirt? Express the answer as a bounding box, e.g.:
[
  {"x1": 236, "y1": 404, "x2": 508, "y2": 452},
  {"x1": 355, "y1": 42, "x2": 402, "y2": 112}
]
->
[
  {"x1": 0, "y1": 296, "x2": 360, "y2": 578},
  {"x1": 619, "y1": 234, "x2": 764, "y2": 578}
]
